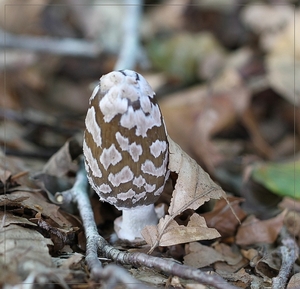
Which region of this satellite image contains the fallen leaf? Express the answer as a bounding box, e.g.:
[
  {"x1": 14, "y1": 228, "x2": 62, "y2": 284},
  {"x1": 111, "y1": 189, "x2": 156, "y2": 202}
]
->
[
  {"x1": 240, "y1": 248, "x2": 261, "y2": 265},
  {"x1": 266, "y1": 10, "x2": 300, "y2": 105},
  {"x1": 143, "y1": 214, "x2": 220, "y2": 248},
  {"x1": 287, "y1": 273, "x2": 300, "y2": 289},
  {"x1": 213, "y1": 243, "x2": 243, "y2": 266},
  {"x1": 184, "y1": 242, "x2": 224, "y2": 268},
  {"x1": 202, "y1": 197, "x2": 246, "y2": 238},
  {"x1": 251, "y1": 158, "x2": 300, "y2": 199},
  {"x1": 130, "y1": 267, "x2": 167, "y2": 287},
  {"x1": 279, "y1": 197, "x2": 300, "y2": 212},
  {"x1": 255, "y1": 249, "x2": 281, "y2": 279},
  {"x1": 0, "y1": 211, "x2": 36, "y2": 227},
  {"x1": 0, "y1": 190, "x2": 79, "y2": 252},
  {"x1": 284, "y1": 210, "x2": 300, "y2": 245},
  {"x1": 142, "y1": 136, "x2": 229, "y2": 251},
  {"x1": 167, "y1": 136, "x2": 226, "y2": 214},
  {"x1": 236, "y1": 210, "x2": 286, "y2": 246},
  {"x1": 214, "y1": 268, "x2": 252, "y2": 289},
  {"x1": 60, "y1": 253, "x2": 84, "y2": 270},
  {"x1": 0, "y1": 224, "x2": 53, "y2": 278},
  {"x1": 42, "y1": 137, "x2": 82, "y2": 177}
]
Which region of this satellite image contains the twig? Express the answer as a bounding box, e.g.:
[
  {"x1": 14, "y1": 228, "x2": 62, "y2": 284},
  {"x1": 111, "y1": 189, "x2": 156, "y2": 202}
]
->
[
  {"x1": 114, "y1": 0, "x2": 144, "y2": 70},
  {"x1": 0, "y1": 29, "x2": 101, "y2": 57},
  {"x1": 66, "y1": 158, "x2": 151, "y2": 289},
  {"x1": 65, "y1": 157, "x2": 103, "y2": 279},
  {"x1": 272, "y1": 228, "x2": 299, "y2": 289},
  {"x1": 67, "y1": 158, "x2": 239, "y2": 289}
]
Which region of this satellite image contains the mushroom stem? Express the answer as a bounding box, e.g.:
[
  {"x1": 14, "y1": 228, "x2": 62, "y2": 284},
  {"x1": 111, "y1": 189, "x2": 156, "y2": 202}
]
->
[{"x1": 114, "y1": 204, "x2": 158, "y2": 241}]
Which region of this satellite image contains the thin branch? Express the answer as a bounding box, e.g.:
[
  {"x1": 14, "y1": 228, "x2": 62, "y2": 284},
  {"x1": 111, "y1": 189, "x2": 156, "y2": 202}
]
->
[
  {"x1": 66, "y1": 158, "x2": 240, "y2": 289},
  {"x1": 272, "y1": 228, "x2": 299, "y2": 289},
  {"x1": 0, "y1": 29, "x2": 102, "y2": 57},
  {"x1": 114, "y1": 0, "x2": 144, "y2": 70},
  {"x1": 65, "y1": 157, "x2": 103, "y2": 279},
  {"x1": 65, "y1": 158, "x2": 151, "y2": 289}
]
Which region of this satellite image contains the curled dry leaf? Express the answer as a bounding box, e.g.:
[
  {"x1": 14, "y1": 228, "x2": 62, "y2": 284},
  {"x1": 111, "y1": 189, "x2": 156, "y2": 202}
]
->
[
  {"x1": 142, "y1": 136, "x2": 230, "y2": 252},
  {"x1": 42, "y1": 137, "x2": 82, "y2": 177}
]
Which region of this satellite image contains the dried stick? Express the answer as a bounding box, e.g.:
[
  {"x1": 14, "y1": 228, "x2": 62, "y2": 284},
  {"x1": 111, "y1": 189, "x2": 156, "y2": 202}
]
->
[
  {"x1": 65, "y1": 158, "x2": 239, "y2": 289},
  {"x1": 114, "y1": 0, "x2": 144, "y2": 70},
  {"x1": 66, "y1": 158, "x2": 151, "y2": 289},
  {"x1": 272, "y1": 228, "x2": 299, "y2": 289},
  {"x1": 0, "y1": 29, "x2": 101, "y2": 57}
]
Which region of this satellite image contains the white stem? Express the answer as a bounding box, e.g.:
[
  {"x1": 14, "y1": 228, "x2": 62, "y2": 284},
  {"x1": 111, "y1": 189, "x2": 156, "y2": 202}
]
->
[{"x1": 115, "y1": 204, "x2": 158, "y2": 241}]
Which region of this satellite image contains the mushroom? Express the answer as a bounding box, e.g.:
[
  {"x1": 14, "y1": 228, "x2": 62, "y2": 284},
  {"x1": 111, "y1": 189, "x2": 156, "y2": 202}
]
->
[{"x1": 83, "y1": 70, "x2": 169, "y2": 241}]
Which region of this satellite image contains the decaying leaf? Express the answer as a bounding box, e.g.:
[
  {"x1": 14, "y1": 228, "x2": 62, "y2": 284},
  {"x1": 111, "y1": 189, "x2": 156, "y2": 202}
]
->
[
  {"x1": 42, "y1": 137, "x2": 82, "y2": 177},
  {"x1": 236, "y1": 210, "x2": 286, "y2": 246},
  {"x1": 0, "y1": 224, "x2": 53, "y2": 278},
  {"x1": 142, "y1": 136, "x2": 232, "y2": 251},
  {"x1": 202, "y1": 197, "x2": 246, "y2": 238},
  {"x1": 143, "y1": 213, "x2": 220, "y2": 248},
  {"x1": 287, "y1": 273, "x2": 300, "y2": 289},
  {"x1": 184, "y1": 241, "x2": 245, "y2": 270},
  {"x1": 184, "y1": 242, "x2": 225, "y2": 268},
  {"x1": 0, "y1": 191, "x2": 79, "y2": 252},
  {"x1": 0, "y1": 211, "x2": 36, "y2": 227}
]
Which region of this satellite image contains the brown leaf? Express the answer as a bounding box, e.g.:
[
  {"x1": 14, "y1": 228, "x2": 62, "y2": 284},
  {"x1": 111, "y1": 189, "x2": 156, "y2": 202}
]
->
[
  {"x1": 202, "y1": 197, "x2": 246, "y2": 238},
  {"x1": 184, "y1": 242, "x2": 224, "y2": 268},
  {"x1": 236, "y1": 210, "x2": 286, "y2": 246},
  {"x1": 214, "y1": 268, "x2": 252, "y2": 289},
  {"x1": 0, "y1": 211, "x2": 36, "y2": 227},
  {"x1": 143, "y1": 214, "x2": 220, "y2": 248},
  {"x1": 142, "y1": 136, "x2": 228, "y2": 251},
  {"x1": 0, "y1": 224, "x2": 53, "y2": 277},
  {"x1": 213, "y1": 243, "x2": 243, "y2": 266},
  {"x1": 287, "y1": 273, "x2": 300, "y2": 289},
  {"x1": 42, "y1": 137, "x2": 82, "y2": 177},
  {"x1": 167, "y1": 136, "x2": 226, "y2": 214},
  {"x1": 284, "y1": 210, "x2": 300, "y2": 246},
  {"x1": 255, "y1": 249, "x2": 281, "y2": 279}
]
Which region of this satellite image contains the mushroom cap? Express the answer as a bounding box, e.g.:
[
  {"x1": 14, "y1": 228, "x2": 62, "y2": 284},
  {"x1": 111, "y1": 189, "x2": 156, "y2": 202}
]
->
[{"x1": 83, "y1": 70, "x2": 169, "y2": 210}]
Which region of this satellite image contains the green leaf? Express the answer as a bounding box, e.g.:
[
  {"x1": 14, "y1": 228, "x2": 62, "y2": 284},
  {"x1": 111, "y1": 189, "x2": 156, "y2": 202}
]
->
[{"x1": 252, "y1": 159, "x2": 300, "y2": 199}]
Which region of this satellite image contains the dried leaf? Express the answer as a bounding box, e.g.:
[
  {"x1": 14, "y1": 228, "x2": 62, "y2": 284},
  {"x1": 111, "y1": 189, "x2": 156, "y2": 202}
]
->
[
  {"x1": 184, "y1": 242, "x2": 224, "y2": 268},
  {"x1": 143, "y1": 214, "x2": 220, "y2": 248},
  {"x1": 43, "y1": 137, "x2": 82, "y2": 177},
  {"x1": 0, "y1": 211, "x2": 36, "y2": 227},
  {"x1": 142, "y1": 137, "x2": 228, "y2": 251},
  {"x1": 1, "y1": 191, "x2": 79, "y2": 252},
  {"x1": 202, "y1": 197, "x2": 246, "y2": 237},
  {"x1": 236, "y1": 210, "x2": 286, "y2": 246},
  {"x1": 287, "y1": 273, "x2": 300, "y2": 289},
  {"x1": 0, "y1": 224, "x2": 53, "y2": 277},
  {"x1": 255, "y1": 249, "x2": 281, "y2": 279},
  {"x1": 214, "y1": 268, "x2": 252, "y2": 289},
  {"x1": 167, "y1": 136, "x2": 226, "y2": 214}
]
